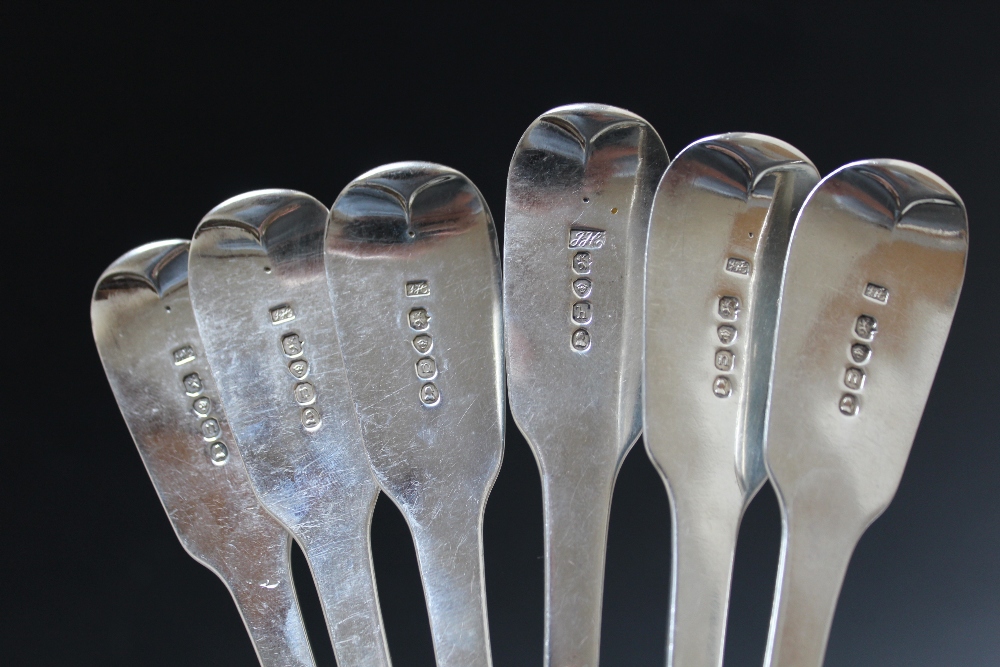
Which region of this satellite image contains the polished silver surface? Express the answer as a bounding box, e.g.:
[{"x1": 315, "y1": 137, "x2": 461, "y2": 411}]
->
[
  {"x1": 762, "y1": 161, "x2": 968, "y2": 667},
  {"x1": 504, "y1": 103, "x2": 669, "y2": 666},
  {"x1": 643, "y1": 134, "x2": 819, "y2": 667},
  {"x1": 188, "y1": 193, "x2": 391, "y2": 667},
  {"x1": 91, "y1": 241, "x2": 315, "y2": 667},
  {"x1": 326, "y1": 163, "x2": 504, "y2": 667}
]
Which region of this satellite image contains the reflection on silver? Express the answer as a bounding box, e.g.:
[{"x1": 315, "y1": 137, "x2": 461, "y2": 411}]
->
[
  {"x1": 505, "y1": 104, "x2": 669, "y2": 667},
  {"x1": 91, "y1": 241, "x2": 315, "y2": 667},
  {"x1": 644, "y1": 133, "x2": 819, "y2": 667},
  {"x1": 763, "y1": 160, "x2": 967, "y2": 667}
]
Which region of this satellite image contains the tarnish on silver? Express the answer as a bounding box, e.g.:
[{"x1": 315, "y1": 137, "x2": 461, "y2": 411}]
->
[
  {"x1": 643, "y1": 134, "x2": 820, "y2": 667},
  {"x1": 326, "y1": 162, "x2": 504, "y2": 667},
  {"x1": 187, "y1": 192, "x2": 391, "y2": 667},
  {"x1": 504, "y1": 104, "x2": 669, "y2": 667},
  {"x1": 763, "y1": 160, "x2": 968, "y2": 667},
  {"x1": 91, "y1": 241, "x2": 316, "y2": 667}
]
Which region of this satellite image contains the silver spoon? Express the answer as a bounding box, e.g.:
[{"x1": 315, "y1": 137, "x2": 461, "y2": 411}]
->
[
  {"x1": 325, "y1": 163, "x2": 504, "y2": 667},
  {"x1": 643, "y1": 134, "x2": 819, "y2": 667},
  {"x1": 762, "y1": 160, "x2": 968, "y2": 667},
  {"x1": 91, "y1": 240, "x2": 315, "y2": 667},
  {"x1": 187, "y1": 192, "x2": 391, "y2": 667},
  {"x1": 504, "y1": 103, "x2": 669, "y2": 666}
]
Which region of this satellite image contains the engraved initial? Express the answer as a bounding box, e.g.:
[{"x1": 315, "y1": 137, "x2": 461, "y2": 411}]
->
[
  {"x1": 172, "y1": 345, "x2": 196, "y2": 365},
  {"x1": 864, "y1": 283, "x2": 889, "y2": 303},
  {"x1": 269, "y1": 304, "x2": 295, "y2": 325}
]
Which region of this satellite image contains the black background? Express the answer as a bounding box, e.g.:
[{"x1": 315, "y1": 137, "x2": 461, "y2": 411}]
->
[{"x1": 5, "y1": 3, "x2": 998, "y2": 665}]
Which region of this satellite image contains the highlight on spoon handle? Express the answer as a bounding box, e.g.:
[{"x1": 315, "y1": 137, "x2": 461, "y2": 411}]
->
[
  {"x1": 666, "y1": 497, "x2": 744, "y2": 667},
  {"x1": 763, "y1": 506, "x2": 861, "y2": 667},
  {"x1": 540, "y1": 468, "x2": 615, "y2": 667},
  {"x1": 409, "y1": 507, "x2": 493, "y2": 667},
  {"x1": 298, "y1": 512, "x2": 391, "y2": 667},
  {"x1": 223, "y1": 535, "x2": 316, "y2": 667}
]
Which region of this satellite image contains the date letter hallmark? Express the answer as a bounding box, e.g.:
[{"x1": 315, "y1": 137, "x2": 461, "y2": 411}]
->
[
  {"x1": 568, "y1": 228, "x2": 606, "y2": 250},
  {"x1": 200, "y1": 418, "x2": 221, "y2": 441},
  {"x1": 405, "y1": 281, "x2": 430, "y2": 297},
  {"x1": 715, "y1": 349, "x2": 735, "y2": 372},
  {"x1": 415, "y1": 357, "x2": 437, "y2": 380},
  {"x1": 293, "y1": 382, "x2": 316, "y2": 406},
  {"x1": 844, "y1": 367, "x2": 866, "y2": 390},
  {"x1": 269, "y1": 304, "x2": 295, "y2": 325}
]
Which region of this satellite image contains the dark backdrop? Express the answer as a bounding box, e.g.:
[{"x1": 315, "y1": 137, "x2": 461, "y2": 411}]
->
[{"x1": 5, "y1": 3, "x2": 998, "y2": 665}]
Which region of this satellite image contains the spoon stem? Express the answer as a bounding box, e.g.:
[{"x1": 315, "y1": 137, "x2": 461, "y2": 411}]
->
[
  {"x1": 763, "y1": 506, "x2": 859, "y2": 667},
  {"x1": 541, "y1": 468, "x2": 615, "y2": 667},
  {"x1": 223, "y1": 538, "x2": 316, "y2": 667},
  {"x1": 298, "y1": 520, "x2": 391, "y2": 667},
  {"x1": 667, "y1": 497, "x2": 743, "y2": 667},
  {"x1": 409, "y1": 505, "x2": 493, "y2": 667}
]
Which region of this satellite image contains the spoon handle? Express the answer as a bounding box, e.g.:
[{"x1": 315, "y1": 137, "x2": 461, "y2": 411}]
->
[
  {"x1": 763, "y1": 506, "x2": 860, "y2": 667},
  {"x1": 667, "y1": 496, "x2": 744, "y2": 667},
  {"x1": 409, "y1": 506, "x2": 492, "y2": 667},
  {"x1": 298, "y1": 516, "x2": 392, "y2": 667},
  {"x1": 223, "y1": 534, "x2": 316, "y2": 667},
  {"x1": 541, "y1": 467, "x2": 615, "y2": 667}
]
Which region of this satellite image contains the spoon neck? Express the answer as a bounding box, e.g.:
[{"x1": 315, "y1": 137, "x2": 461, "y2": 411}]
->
[
  {"x1": 764, "y1": 507, "x2": 862, "y2": 667},
  {"x1": 540, "y1": 471, "x2": 616, "y2": 667},
  {"x1": 224, "y1": 563, "x2": 317, "y2": 667},
  {"x1": 408, "y1": 507, "x2": 492, "y2": 667}
]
